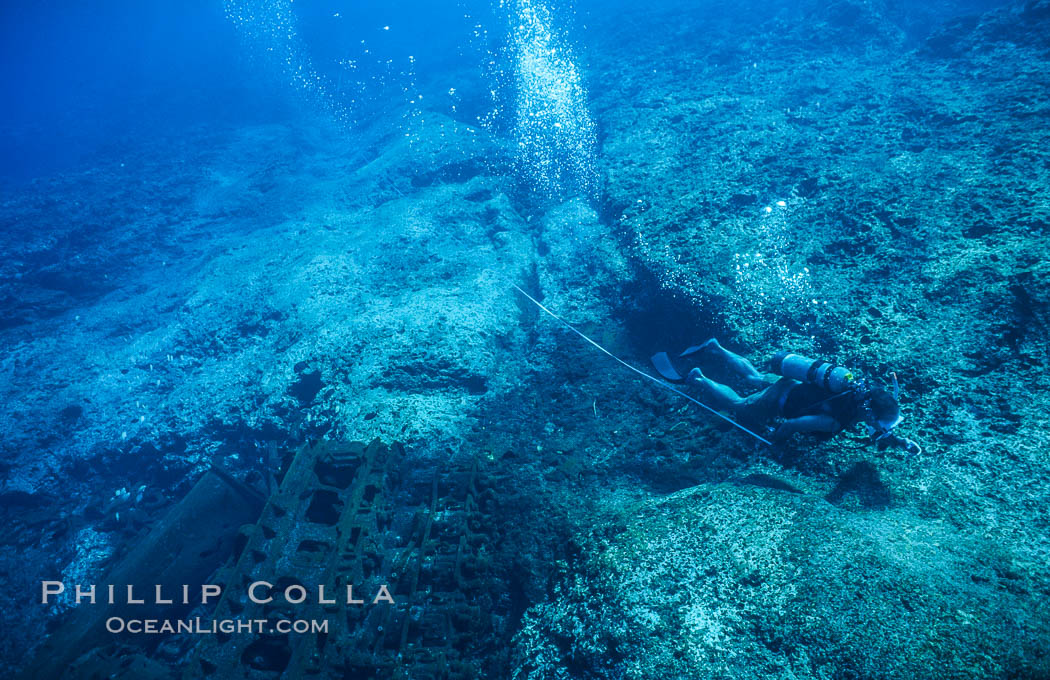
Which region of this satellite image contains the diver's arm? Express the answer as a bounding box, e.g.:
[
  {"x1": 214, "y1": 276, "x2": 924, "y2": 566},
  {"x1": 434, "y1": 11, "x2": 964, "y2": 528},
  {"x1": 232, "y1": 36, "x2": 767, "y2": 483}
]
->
[{"x1": 774, "y1": 415, "x2": 840, "y2": 440}]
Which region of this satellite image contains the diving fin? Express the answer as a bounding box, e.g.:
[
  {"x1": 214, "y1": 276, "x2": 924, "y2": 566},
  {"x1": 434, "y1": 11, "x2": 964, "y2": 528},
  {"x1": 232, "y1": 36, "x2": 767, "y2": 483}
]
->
[
  {"x1": 650, "y1": 352, "x2": 683, "y2": 382},
  {"x1": 679, "y1": 344, "x2": 707, "y2": 357}
]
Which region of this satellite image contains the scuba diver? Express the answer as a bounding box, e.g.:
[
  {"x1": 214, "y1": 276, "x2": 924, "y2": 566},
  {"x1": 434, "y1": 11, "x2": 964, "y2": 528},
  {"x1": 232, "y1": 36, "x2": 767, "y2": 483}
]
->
[{"x1": 651, "y1": 339, "x2": 922, "y2": 454}]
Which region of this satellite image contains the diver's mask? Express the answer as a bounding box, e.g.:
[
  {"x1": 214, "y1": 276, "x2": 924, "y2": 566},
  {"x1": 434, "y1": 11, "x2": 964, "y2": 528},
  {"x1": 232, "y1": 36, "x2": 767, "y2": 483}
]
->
[
  {"x1": 867, "y1": 413, "x2": 904, "y2": 441},
  {"x1": 865, "y1": 371, "x2": 904, "y2": 440}
]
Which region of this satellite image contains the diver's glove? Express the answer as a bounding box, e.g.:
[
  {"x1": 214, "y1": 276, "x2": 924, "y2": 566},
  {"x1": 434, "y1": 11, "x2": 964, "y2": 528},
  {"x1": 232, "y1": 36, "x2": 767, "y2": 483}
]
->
[
  {"x1": 901, "y1": 438, "x2": 922, "y2": 456},
  {"x1": 872, "y1": 431, "x2": 922, "y2": 456}
]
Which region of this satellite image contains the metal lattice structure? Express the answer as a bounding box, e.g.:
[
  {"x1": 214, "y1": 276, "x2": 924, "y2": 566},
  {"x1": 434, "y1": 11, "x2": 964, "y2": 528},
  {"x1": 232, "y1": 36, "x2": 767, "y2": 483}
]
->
[{"x1": 184, "y1": 439, "x2": 505, "y2": 679}]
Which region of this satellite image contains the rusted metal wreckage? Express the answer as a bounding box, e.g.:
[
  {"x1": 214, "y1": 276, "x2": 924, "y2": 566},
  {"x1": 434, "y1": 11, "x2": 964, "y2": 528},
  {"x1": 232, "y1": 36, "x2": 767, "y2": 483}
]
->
[{"x1": 22, "y1": 439, "x2": 505, "y2": 679}]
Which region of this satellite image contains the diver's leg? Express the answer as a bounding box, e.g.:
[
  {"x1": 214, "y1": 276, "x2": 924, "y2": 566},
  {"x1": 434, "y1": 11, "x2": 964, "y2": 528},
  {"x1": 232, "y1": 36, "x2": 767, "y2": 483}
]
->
[
  {"x1": 737, "y1": 380, "x2": 788, "y2": 423},
  {"x1": 688, "y1": 368, "x2": 746, "y2": 412},
  {"x1": 699, "y1": 339, "x2": 771, "y2": 389},
  {"x1": 695, "y1": 379, "x2": 788, "y2": 432}
]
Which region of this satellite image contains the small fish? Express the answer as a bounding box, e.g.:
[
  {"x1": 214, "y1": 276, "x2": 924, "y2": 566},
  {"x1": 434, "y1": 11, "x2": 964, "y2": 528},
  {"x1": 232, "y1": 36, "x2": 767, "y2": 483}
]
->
[{"x1": 734, "y1": 473, "x2": 802, "y2": 494}]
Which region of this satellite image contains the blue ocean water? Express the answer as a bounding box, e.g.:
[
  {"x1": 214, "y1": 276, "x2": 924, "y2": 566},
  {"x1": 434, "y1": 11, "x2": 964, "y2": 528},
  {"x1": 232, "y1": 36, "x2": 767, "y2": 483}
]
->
[{"x1": 2, "y1": 1, "x2": 1049, "y2": 678}]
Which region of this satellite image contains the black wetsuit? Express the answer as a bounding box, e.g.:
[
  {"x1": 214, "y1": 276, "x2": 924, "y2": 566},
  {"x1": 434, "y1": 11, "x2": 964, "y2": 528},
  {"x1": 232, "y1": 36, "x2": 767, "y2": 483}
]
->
[
  {"x1": 761, "y1": 378, "x2": 917, "y2": 450},
  {"x1": 774, "y1": 379, "x2": 863, "y2": 435}
]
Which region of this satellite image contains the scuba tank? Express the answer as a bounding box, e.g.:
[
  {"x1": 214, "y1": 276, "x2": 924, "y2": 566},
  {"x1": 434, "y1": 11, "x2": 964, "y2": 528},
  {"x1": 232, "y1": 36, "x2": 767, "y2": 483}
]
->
[{"x1": 770, "y1": 351, "x2": 855, "y2": 393}]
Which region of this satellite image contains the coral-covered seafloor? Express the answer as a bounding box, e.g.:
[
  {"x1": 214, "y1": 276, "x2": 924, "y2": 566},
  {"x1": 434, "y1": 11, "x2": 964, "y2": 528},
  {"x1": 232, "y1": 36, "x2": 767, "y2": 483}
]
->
[{"x1": 2, "y1": 1, "x2": 1049, "y2": 678}]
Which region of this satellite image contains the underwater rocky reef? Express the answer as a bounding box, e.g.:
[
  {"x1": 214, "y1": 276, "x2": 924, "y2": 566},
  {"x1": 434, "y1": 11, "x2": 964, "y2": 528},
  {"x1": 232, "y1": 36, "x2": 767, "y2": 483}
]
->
[{"x1": 1, "y1": 0, "x2": 1048, "y2": 678}]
